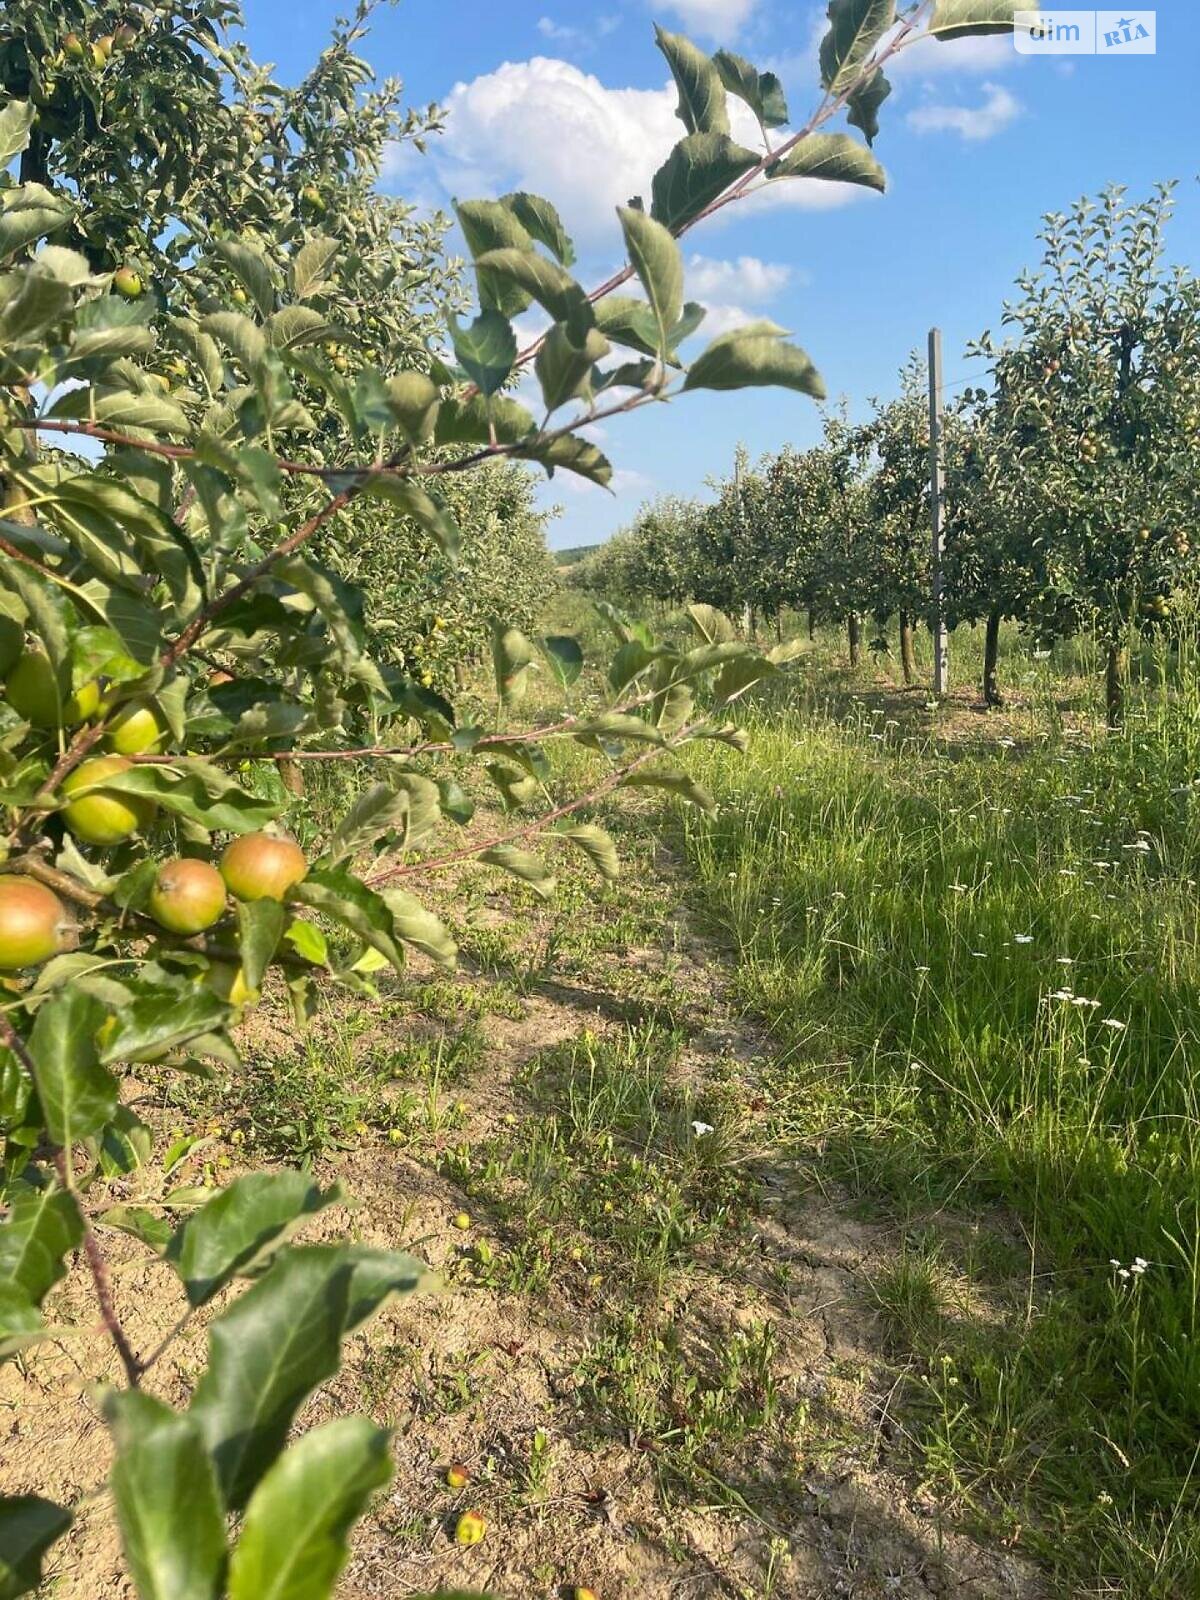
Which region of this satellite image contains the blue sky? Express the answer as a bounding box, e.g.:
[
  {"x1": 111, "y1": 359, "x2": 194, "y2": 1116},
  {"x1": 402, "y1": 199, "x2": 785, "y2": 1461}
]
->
[{"x1": 242, "y1": 2, "x2": 1198, "y2": 548}]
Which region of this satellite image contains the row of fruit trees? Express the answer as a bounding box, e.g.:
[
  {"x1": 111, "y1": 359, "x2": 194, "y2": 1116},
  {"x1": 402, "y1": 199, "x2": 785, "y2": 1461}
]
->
[{"x1": 578, "y1": 184, "x2": 1200, "y2": 724}]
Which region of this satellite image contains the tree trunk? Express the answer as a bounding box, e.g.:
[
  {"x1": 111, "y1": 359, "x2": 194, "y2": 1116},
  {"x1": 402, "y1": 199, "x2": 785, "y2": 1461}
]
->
[
  {"x1": 898, "y1": 611, "x2": 917, "y2": 686},
  {"x1": 847, "y1": 613, "x2": 861, "y2": 669},
  {"x1": 279, "y1": 759, "x2": 305, "y2": 798},
  {"x1": 1105, "y1": 639, "x2": 1127, "y2": 730},
  {"x1": 983, "y1": 606, "x2": 1004, "y2": 708},
  {"x1": 19, "y1": 131, "x2": 49, "y2": 187},
  {"x1": 807, "y1": 606, "x2": 816, "y2": 641}
]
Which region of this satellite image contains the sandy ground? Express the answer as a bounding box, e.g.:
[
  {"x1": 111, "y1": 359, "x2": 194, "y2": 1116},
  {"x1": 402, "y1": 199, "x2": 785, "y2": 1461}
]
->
[{"x1": 4, "y1": 837, "x2": 1044, "y2": 1600}]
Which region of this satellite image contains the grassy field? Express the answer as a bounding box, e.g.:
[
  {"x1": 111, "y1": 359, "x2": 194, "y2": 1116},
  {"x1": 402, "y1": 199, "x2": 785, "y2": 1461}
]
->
[
  {"x1": 21, "y1": 599, "x2": 1199, "y2": 1600},
  {"x1": 675, "y1": 618, "x2": 1200, "y2": 1596}
]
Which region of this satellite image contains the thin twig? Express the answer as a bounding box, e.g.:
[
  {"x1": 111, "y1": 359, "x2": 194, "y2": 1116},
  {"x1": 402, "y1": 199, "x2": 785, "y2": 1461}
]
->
[
  {"x1": 3, "y1": 852, "x2": 312, "y2": 971},
  {"x1": 122, "y1": 686, "x2": 671, "y2": 765},
  {"x1": 365, "y1": 730, "x2": 694, "y2": 888},
  {"x1": 11, "y1": 852, "x2": 105, "y2": 909},
  {"x1": 499, "y1": 3, "x2": 934, "y2": 377},
  {"x1": 62, "y1": 1165, "x2": 144, "y2": 1386},
  {"x1": 138, "y1": 1303, "x2": 200, "y2": 1375},
  {"x1": 0, "y1": 531, "x2": 60, "y2": 584},
  {"x1": 0, "y1": 1016, "x2": 142, "y2": 1387},
  {"x1": 8, "y1": 416, "x2": 333, "y2": 479}
]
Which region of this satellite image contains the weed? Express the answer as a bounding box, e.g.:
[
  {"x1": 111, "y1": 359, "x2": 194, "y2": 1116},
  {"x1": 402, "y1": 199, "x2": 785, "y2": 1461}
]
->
[{"x1": 866, "y1": 1247, "x2": 953, "y2": 1352}]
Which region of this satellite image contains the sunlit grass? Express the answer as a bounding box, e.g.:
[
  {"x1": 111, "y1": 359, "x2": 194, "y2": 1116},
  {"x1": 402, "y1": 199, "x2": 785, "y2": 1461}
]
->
[{"x1": 676, "y1": 636, "x2": 1200, "y2": 1595}]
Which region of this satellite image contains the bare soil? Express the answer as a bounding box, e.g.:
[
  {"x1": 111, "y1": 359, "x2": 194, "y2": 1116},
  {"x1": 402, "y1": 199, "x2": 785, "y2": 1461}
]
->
[{"x1": 3, "y1": 835, "x2": 1045, "y2": 1600}]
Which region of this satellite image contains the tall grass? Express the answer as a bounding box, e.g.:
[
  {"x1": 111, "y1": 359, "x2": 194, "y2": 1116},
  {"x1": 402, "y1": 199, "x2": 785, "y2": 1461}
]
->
[{"x1": 677, "y1": 627, "x2": 1200, "y2": 1595}]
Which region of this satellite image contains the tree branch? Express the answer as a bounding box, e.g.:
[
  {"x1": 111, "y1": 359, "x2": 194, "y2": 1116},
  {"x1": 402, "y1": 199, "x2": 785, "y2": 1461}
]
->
[
  {"x1": 0, "y1": 531, "x2": 61, "y2": 585},
  {"x1": 123, "y1": 685, "x2": 673, "y2": 766},
  {"x1": 7, "y1": 7, "x2": 934, "y2": 807},
  {"x1": 55, "y1": 1150, "x2": 144, "y2": 1388},
  {"x1": 365, "y1": 731, "x2": 692, "y2": 889},
  {"x1": 0, "y1": 1015, "x2": 142, "y2": 1387}
]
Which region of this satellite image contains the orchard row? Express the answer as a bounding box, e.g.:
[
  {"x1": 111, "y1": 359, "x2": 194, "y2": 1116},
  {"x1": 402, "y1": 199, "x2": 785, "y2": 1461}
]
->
[{"x1": 577, "y1": 185, "x2": 1200, "y2": 723}]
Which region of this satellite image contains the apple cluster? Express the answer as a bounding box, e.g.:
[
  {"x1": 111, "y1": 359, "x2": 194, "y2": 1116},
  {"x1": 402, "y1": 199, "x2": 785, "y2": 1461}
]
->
[{"x1": 0, "y1": 645, "x2": 308, "y2": 974}]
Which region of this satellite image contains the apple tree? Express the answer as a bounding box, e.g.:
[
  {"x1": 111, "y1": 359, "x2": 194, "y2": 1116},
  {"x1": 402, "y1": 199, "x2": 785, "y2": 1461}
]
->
[
  {"x1": 321, "y1": 459, "x2": 559, "y2": 691},
  {"x1": 0, "y1": 3, "x2": 1033, "y2": 1595},
  {"x1": 688, "y1": 446, "x2": 786, "y2": 636},
  {"x1": 581, "y1": 493, "x2": 706, "y2": 614},
  {"x1": 968, "y1": 185, "x2": 1200, "y2": 725},
  {"x1": 799, "y1": 409, "x2": 876, "y2": 667},
  {"x1": 941, "y1": 380, "x2": 1047, "y2": 707},
  {"x1": 853, "y1": 356, "x2": 931, "y2": 681}
]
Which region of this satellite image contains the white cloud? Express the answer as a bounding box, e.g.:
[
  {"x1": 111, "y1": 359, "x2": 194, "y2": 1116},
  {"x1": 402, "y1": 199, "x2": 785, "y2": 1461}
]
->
[
  {"x1": 555, "y1": 465, "x2": 655, "y2": 498},
  {"x1": 412, "y1": 57, "x2": 680, "y2": 246},
  {"x1": 655, "y1": 0, "x2": 759, "y2": 38},
  {"x1": 679, "y1": 254, "x2": 794, "y2": 344},
  {"x1": 691, "y1": 301, "x2": 753, "y2": 338},
  {"x1": 685, "y1": 253, "x2": 791, "y2": 303},
  {"x1": 536, "y1": 13, "x2": 622, "y2": 51},
  {"x1": 384, "y1": 56, "x2": 878, "y2": 249},
  {"x1": 537, "y1": 16, "x2": 583, "y2": 46},
  {"x1": 906, "y1": 82, "x2": 1023, "y2": 141},
  {"x1": 888, "y1": 26, "x2": 1018, "y2": 78}
]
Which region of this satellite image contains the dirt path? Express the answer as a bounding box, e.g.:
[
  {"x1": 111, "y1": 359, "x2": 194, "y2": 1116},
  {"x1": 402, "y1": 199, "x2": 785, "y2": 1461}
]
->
[{"x1": 3, "y1": 830, "x2": 1044, "y2": 1600}]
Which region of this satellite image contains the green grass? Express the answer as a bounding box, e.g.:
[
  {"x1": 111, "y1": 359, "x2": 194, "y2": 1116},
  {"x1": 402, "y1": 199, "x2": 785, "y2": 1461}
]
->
[
  {"x1": 170, "y1": 1004, "x2": 489, "y2": 1162},
  {"x1": 676, "y1": 643, "x2": 1200, "y2": 1596},
  {"x1": 866, "y1": 1242, "x2": 955, "y2": 1353},
  {"x1": 224, "y1": 595, "x2": 1200, "y2": 1590},
  {"x1": 433, "y1": 1023, "x2": 801, "y2": 1520},
  {"x1": 441, "y1": 1023, "x2": 757, "y2": 1302}
]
